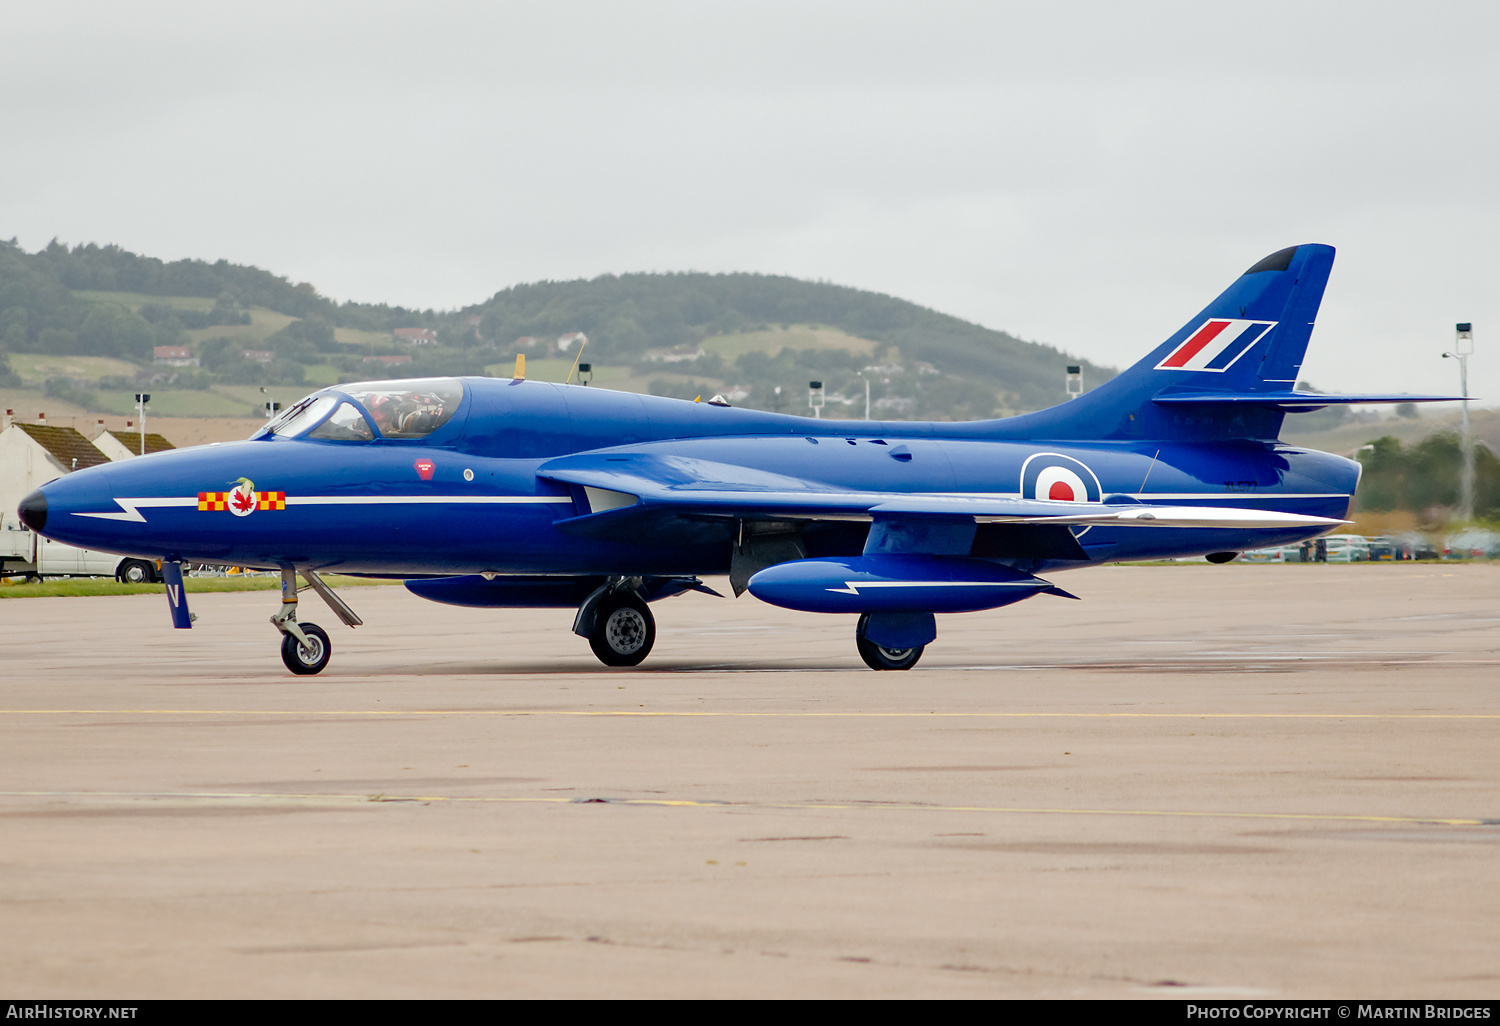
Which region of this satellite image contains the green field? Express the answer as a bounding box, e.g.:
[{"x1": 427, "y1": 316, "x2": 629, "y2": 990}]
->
[
  {"x1": 182, "y1": 307, "x2": 298, "y2": 345},
  {"x1": 73, "y1": 290, "x2": 216, "y2": 312},
  {"x1": 211, "y1": 383, "x2": 313, "y2": 411},
  {"x1": 700, "y1": 325, "x2": 880, "y2": 361},
  {"x1": 70, "y1": 289, "x2": 407, "y2": 354},
  {"x1": 0, "y1": 574, "x2": 401, "y2": 599},
  {"x1": 91, "y1": 389, "x2": 251, "y2": 418},
  {"x1": 72, "y1": 289, "x2": 312, "y2": 348},
  {"x1": 303, "y1": 363, "x2": 340, "y2": 385},
  {"x1": 8, "y1": 352, "x2": 142, "y2": 384},
  {"x1": 482, "y1": 357, "x2": 593, "y2": 383},
  {"x1": 476, "y1": 359, "x2": 738, "y2": 401},
  {"x1": 334, "y1": 327, "x2": 400, "y2": 348}
]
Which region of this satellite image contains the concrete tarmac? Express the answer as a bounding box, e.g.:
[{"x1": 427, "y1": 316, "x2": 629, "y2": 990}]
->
[{"x1": 1, "y1": 563, "x2": 1498, "y2": 999}]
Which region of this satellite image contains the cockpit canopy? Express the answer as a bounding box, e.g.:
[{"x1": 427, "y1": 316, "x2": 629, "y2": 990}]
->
[{"x1": 264, "y1": 378, "x2": 464, "y2": 441}]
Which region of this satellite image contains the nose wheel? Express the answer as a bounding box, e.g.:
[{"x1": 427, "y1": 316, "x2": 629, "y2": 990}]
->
[{"x1": 281, "y1": 622, "x2": 331, "y2": 675}]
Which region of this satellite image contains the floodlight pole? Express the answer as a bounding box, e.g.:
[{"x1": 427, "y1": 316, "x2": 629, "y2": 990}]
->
[
  {"x1": 1443, "y1": 323, "x2": 1475, "y2": 523},
  {"x1": 134, "y1": 393, "x2": 150, "y2": 455}
]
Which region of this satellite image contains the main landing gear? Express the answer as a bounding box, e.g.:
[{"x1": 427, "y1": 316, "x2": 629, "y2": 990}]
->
[
  {"x1": 855, "y1": 613, "x2": 925, "y2": 671},
  {"x1": 270, "y1": 567, "x2": 363, "y2": 675},
  {"x1": 574, "y1": 578, "x2": 657, "y2": 667}
]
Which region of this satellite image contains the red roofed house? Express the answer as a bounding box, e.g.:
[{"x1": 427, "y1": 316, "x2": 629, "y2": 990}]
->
[{"x1": 153, "y1": 345, "x2": 198, "y2": 366}]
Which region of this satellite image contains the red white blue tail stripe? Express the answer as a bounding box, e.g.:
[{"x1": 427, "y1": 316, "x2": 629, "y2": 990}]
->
[{"x1": 1155, "y1": 319, "x2": 1275, "y2": 372}]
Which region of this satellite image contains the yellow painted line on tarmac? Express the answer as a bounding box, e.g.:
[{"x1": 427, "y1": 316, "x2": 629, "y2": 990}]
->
[
  {"x1": 0, "y1": 789, "x2": 1488, "y2": 827},
  {"x1": 2, "y1": 709, "x2": 1500, "y2": 720}
]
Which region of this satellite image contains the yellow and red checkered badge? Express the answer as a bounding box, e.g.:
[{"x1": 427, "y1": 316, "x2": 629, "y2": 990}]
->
[{"x1": 197, "y1": 485, "x2": 286, "y2": 513}]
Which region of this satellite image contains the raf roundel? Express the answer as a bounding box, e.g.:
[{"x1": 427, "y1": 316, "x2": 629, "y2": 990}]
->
[{"x1": 1020, "y1": 453, "x2": 1102, "y2": 503}]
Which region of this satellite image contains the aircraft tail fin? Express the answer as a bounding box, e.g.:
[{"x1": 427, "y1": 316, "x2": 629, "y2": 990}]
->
[{"x1": 998, "y1": 244, "x2": 1337, "y2": 442}]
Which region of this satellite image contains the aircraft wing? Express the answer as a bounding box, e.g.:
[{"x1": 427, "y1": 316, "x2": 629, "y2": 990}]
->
[{"x1": 537, "y1": 453, "x2": 1346, "y2": 534}]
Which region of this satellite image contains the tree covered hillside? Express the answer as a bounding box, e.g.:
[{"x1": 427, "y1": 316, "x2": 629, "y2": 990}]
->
[
  {"x1": 467, "y1": 273, "x2": 1113, "y2": 415},
  {"x1": 0, "y1": 239, "x2": 444, "y2": 358},
  {"x1": 1, "y1": 238, "x2": 1112, "y2": 421}
]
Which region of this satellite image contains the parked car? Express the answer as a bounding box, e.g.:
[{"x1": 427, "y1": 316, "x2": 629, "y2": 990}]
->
[
  {"x1": 1242, "y1": 545, "x2": 1302, "y2": 563},
  {"x1": 1442, "y1": 529, "x2": 1500, "y2": 560},
  {"x1": 1320, "y1": 534, "x2": 1370, "y2": 563}
]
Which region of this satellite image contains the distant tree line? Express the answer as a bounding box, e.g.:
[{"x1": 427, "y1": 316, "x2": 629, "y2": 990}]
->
[
  {"x1": 1357, "y1": 433, "x2": 1500, "y2": 519},
  {"x1": 0, "y1": 239, "x2": 451, "y2": 363}
]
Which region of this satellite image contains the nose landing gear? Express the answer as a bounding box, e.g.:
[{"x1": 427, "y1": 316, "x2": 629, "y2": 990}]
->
[{"x1": 270, "y1": 567, "x2": 362, "y2": 675}]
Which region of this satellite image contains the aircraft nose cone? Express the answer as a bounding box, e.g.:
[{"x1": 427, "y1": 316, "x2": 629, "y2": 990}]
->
[{"x1": 17, "y1": 489, "x2": 47, "y2": 533}]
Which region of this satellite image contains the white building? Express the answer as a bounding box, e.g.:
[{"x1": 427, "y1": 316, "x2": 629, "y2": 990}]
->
[
  {"x1": 0, "y1": 414, "x2": 112, "y2": 541},
  {"x1": 91, "y1": 427, "x2": 176, "y2": 461}
]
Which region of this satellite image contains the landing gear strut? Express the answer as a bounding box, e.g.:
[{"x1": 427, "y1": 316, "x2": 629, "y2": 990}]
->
[
  {"x1": 855, "y1": 612, "x2": 925, "y2": 671},
  {"x1": 270, "y1": 567, "x2": 362, "y2": 675},
  {"x1": 574, "y1": 578, "x2": 656, "y2": 667}
]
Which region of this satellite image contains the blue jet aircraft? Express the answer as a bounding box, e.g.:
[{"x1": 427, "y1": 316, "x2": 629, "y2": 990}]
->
[{"x1": 17, "y1": 244, "x2": 1453, "y2": 674}]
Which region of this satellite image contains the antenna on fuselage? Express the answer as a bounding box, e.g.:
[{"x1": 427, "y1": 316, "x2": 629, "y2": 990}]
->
[
  {"x1": 513, "y1": 354, "x2": 526, "y2": 380},
  {"x1": 564, "y1": 336, "x2": 588, "y2": 383}
]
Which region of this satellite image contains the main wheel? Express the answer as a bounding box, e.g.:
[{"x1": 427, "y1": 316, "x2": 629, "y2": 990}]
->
[
  {"x1": 117, "y1": 559, "x2": 155, "y2": 584},
  {"x1": 855, "y1": 614, "x2": 924, "y2": 671},
  {"x1": 589, "y1": 595, "x2": 656, "y2": 667},
  {"x1": 281, "y1": 622, "x2": 331, "y2": 675}
]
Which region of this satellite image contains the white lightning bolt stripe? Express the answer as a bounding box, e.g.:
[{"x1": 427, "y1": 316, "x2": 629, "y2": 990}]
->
[
  {"x1": 73, "y1": 495, "x2": 574, "y2": 523},
  {"x1": 826, "y1": 581, "x2": 1044, "y2": 596},
  {"x1": 73, "y1": 498, "x2": 198, "y2": 522}
]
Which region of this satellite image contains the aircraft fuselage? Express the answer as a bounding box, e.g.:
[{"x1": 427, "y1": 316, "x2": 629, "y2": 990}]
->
[{"x1": 28, "y1": 378, "x2": 1357, "y2": 577}]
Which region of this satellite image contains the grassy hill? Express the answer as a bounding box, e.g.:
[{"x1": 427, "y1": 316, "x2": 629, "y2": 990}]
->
[
  {"x1": 461, "y1": 272, "x2": 1115, "y2": 418},
  {"x1": 2, "y1": 239, "x2": 1115, "y2": 423}
]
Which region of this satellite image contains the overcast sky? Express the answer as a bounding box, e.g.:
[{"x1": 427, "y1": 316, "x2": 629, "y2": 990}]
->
[{"x1": 4, "y1": 1, "x2": 1497, "y2": 405}]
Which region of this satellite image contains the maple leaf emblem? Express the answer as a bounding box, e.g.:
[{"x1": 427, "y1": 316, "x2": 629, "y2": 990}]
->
[{"x1": 228, "y1": 477, "x2": 257, "y2": 518}]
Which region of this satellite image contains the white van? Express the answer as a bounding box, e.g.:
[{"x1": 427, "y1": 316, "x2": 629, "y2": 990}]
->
[{"x1": 0, "y1": 514, "x2": 159, "y2": 583}]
